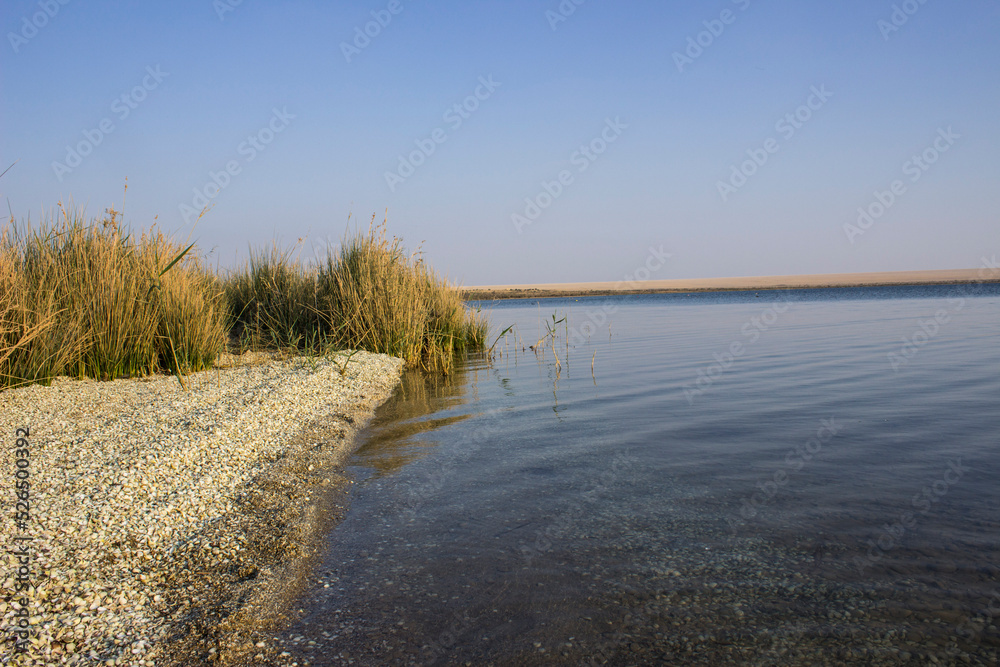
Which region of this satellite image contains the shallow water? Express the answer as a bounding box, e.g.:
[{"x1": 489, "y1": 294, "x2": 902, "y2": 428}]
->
[{"x1": 276, "y1": 284, "x2": 1000, "y2": 665}]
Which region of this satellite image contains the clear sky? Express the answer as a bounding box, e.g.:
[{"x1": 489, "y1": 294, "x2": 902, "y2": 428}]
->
[{"x1": 2, "y1": 0, "x2": 998, "y2": 285}]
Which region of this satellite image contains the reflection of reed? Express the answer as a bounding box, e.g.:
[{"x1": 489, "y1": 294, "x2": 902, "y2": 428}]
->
[{"x1": 351, "y1": 363, "x2": 477, "y2": 478}]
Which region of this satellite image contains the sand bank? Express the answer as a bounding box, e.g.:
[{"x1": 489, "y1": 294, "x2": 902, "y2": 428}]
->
[{"x1": 462, "y1": 268, "x2": 1000, "y2": 300}]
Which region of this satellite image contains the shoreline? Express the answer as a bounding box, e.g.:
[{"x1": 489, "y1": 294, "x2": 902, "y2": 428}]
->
[
  {"x1": 1, "y1": 350, "x2": 404, "y2": 666},
  {"x1": 461, "y1": 268, "x2": 1000, "y2": 300}
]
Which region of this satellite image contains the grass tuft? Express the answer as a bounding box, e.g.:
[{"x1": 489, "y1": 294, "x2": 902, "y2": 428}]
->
[
  {"x1": 1, "y1": 205, "x2": 227, "y2": 388},
  {"x1": 228, "y1": 218, "x2": 486, "y2": 373},
  {"x1": 2, "y1": 207, "x2": 484, "y2": 389}
]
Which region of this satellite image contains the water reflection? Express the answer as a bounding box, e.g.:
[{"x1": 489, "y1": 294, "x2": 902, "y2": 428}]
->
[{"x1": 351, "y1": 366, "x2": 480, "y2": 479}]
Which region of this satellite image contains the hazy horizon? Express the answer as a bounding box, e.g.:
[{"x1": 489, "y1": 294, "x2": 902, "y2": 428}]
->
[{"x1": 2, "y1": 0, "x2": 998, "y2": 285}]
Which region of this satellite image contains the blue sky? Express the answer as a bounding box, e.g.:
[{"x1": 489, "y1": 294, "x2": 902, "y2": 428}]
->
[{"x1": 2, "y1": 0, "x2": 998, "y2": 285}]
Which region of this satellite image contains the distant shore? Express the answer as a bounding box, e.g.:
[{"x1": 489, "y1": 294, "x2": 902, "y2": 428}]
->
[{"x1": 461, "y1": 268, "x2": 1000, "y2": 301}]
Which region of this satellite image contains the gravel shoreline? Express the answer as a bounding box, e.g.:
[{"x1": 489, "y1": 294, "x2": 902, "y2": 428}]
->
[{"x1": 1, "y1": 350, "x2": 404, "y2": 666}]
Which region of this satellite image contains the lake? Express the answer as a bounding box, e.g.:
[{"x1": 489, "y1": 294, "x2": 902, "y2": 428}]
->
[{"x1": 274, "y1": 284, "x2": 1000, "y2": 666}]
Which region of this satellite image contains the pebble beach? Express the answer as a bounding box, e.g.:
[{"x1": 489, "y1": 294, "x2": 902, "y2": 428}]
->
[{"x1": 1, "y1": 350, "x2": 404, "y2": 666}]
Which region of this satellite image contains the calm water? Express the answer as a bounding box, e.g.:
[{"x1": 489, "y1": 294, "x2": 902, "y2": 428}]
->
[{"x1": 276, "y1": 285, "x2": 1000, "y2": 666}]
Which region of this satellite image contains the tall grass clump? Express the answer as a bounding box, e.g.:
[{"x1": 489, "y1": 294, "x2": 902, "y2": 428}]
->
[
  {"x1": 2, "y1": 201, "x2": 483, "y2": 389},
  {"x1": 226, "y1": 221, "x2": 486, "y2": 372},
  {"x1": 0, "y1": 206, "x2": 227, "y2": 388},
  {"x1": 225, "y1": 244, "x2": 322, "y2": 350},
  {"x1": 319, "y1": 222, "x2": 486, "y2": 371}
]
